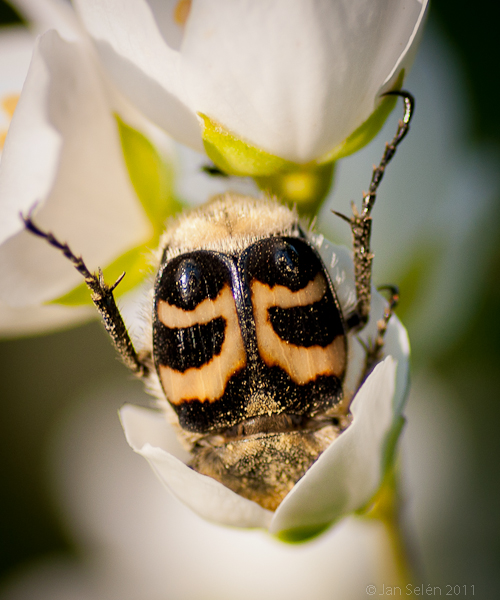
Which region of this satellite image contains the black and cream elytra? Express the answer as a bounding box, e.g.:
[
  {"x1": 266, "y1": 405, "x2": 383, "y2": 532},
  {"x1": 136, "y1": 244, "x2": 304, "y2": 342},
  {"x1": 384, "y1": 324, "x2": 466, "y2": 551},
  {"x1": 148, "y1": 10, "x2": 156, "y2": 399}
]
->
[{"x1": 23, "y1": 91, "x2": 414, "y2": 511}]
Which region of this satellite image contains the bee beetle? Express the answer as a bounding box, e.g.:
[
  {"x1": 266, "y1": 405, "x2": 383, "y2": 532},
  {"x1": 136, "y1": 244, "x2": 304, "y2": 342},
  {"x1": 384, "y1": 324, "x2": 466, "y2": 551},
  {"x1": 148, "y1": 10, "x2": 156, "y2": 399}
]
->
[{"x1": 23, "y1": 92, "x2": 413, "y2": 511}]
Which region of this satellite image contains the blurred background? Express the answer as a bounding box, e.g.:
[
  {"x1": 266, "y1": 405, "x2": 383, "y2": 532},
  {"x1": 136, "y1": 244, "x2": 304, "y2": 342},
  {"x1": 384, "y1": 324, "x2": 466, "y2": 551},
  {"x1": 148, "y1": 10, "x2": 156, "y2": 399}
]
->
[{"x1": 1, "y1": 1, "x2": 499, "y2": 599}]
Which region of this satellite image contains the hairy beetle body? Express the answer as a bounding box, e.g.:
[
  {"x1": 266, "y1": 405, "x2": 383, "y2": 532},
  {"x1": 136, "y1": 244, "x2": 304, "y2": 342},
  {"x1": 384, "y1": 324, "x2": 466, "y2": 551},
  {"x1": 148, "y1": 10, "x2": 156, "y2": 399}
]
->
[{"x1": 149, "y1": 195, "x2": 348, "y2": 509}]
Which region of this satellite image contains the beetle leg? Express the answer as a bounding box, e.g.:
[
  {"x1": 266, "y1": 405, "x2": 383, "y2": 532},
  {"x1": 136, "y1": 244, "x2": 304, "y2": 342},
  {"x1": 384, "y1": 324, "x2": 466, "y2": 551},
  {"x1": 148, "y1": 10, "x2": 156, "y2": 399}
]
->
[
  {"x1": 21, "y1": 207, "x2": 150, "y2": 378},
  {"x1": 335, "y1": 90, "x2": 414, "y2": 332},
  {"x1": 362, "y1": 284, "x2": 399, "y2": 375},
  {"x1": 345, "y1": 284, "x2": 400, "y2": 396}
]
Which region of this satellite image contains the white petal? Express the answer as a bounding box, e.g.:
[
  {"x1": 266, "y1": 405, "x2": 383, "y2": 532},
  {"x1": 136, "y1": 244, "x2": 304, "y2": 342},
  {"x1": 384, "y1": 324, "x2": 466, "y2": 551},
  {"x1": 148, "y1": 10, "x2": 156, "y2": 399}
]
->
[
  {"x1": 380, "y1": 0, "x2": 429, "y2": 95},
  {"x1": 10, "y1": 0, "x2": 83, "y2": 41},
  {"x1": 0, "y1": 30, "x2": 151, "y2": 306},
  {"x1": 14, "y1": 384, "x2": 400, "y2": 600},
  {"x1": 0, "y1": 34, "x2": 61, "y2": 246},
  {"x1": 75, "y1": 0, "x2": 427, "y2": 161},
  {"x1": 0, "y1": 27, "x2": 34, "y2": 128},
  {"x1": 174, "y1": 143, "x2": 259, "y2": 207},
  {"x1": 0, "y1": 279, "x2": 147, "y2": 337},
  {"x1": 0, "y1": 301, "x2": 94, "y2": 337},
  {"x1": 270, "y1": 357, "x2": 398, "y2": 536},
  {"x1": 72, "y1": 0, "x2": 202, "y2": 150},
  {"x1": 120, "y1": 404, "x2": 273, "y2": 529},
  {"x1": 321, "y1": 23, "x2": 497, "y2": 363},
  {"x1": 181, "y1": 0, "x2": 425, "y2": 161}
]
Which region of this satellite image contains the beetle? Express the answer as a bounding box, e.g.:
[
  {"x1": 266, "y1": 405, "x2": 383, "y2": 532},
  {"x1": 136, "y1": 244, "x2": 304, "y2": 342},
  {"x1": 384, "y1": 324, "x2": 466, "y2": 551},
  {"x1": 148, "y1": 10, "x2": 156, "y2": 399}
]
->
[{"x1": 23, "y1": 91, "x2": 413, "y2": 510}]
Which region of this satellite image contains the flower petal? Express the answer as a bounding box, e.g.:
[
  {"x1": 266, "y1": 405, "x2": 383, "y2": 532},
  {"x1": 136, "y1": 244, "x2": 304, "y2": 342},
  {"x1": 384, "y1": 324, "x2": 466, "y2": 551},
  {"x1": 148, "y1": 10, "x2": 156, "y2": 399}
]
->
[
  {"x1": 72, "y1": 0, "x2": 203, "y2": 150},
  {"x1": 0, "y1": 27, "x2": 33, "y2": 136},
  {"x1": 0, "y1": 30, "x2": 151, "y2": 306},
  {"x1": 181, "y1": 0, "x2": 426, "y2": 161},
  {"x1": 270, "y1": 357, "x2": 398, "y2": 540},
  {"x1": 120, "y1": 404, "x2": 274, "y2": 529},
  {"x1": 380, "y1": 0, "x2": 429, "y2": 95},
  {"x1": 75, "y1": 0, "x2": 427, "y2": 162},
  {"x1": 14, "y1": 382, "x2": 406, "y2": 600},
  {"x1": 0, "y1": 300, "x2": 93, "y2": 337},
  {"x1": 10, "y1": 0, "x2": 83, "y2": 41}
]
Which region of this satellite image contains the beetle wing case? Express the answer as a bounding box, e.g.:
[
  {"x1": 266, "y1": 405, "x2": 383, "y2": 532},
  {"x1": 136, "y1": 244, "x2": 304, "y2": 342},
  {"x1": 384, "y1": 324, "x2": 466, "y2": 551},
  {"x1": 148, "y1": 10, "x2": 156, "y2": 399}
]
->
[{"x1": 142, "y1": 193, "x2": 348, "y2": 510}]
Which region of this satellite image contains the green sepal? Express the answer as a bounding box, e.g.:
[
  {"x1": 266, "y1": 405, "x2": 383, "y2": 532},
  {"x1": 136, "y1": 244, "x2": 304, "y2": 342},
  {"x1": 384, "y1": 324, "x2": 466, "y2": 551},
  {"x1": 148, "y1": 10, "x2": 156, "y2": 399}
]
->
[
  {"x1": 52, "y1": 117, "x2": 184, "y2": 307},
  {"x1": 255, "y1": 161, "x2": 335, "y2": 217},
  {"x1": 319, "y1": 70, "x2": 405, "y2": 164},
  {"x1": 115, "y1": 114, "x2": 183, "y2": 234},
  {"x1": 274, "y1": 522, "x2": 331, "y2": 544},
  {"x1": 200, "y1": 113, "x2": 338, "y2": 215},
  {"x1": 381, "y1": 415, "x2": 406, "y2": 480},
  {"x1": 200, "y1": 112, "x2": 295, "y2": 177}
]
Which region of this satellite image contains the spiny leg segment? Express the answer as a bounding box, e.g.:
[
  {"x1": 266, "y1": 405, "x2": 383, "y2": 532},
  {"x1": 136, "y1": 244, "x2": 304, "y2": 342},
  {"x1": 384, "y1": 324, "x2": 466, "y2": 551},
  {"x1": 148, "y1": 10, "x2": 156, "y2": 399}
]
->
[
  {"x1": 335, "y1": 90, "x2": 414, "y2": 333},
  {"x1": 362, "y1": 284, "x2": 400, "y2": 376},
  {"x1": 21, "y1": 207, "x2": 149, "y2": 378}
]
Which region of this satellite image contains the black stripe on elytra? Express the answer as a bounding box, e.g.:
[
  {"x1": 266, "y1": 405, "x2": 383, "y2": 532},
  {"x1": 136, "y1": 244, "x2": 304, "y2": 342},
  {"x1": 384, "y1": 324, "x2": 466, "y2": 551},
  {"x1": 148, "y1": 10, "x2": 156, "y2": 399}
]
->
[
  {"x1": 175, "y1": 367, "x2": 250, "y2": 432},
  {"x1": 244, "y1": 237, "x2": 322, "y2": 291},
  {"x1": 155, "y1": 251, "x2": 230, "y2": 311},
  {"x1": 268, "y1": 296, "x2": 345, "y2": 347},
  {"x1": 172, "y1": 361, "x2": 343, "y2": 433},
  {"x1": 154, "y1": 317, "x2": 226, "y2": 373}
]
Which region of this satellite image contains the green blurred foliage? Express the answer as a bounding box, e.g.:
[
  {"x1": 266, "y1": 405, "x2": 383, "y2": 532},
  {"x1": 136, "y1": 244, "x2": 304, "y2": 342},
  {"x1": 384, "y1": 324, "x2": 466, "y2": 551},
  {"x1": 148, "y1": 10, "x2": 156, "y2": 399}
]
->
[
  {"x1": 433, "y1": 1, "x2": 500, "y2": 144},
  {"x1": 432, "y1": 0, "x2": 500, "y2": 581},
  {"x1": 0, "y1": 1, "x2": 21, "y2": 25}
]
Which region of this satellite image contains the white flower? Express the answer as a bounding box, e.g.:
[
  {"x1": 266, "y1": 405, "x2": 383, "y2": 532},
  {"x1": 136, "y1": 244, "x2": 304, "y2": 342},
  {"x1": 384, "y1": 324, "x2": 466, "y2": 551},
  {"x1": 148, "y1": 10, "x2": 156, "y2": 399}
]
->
[
  {"x1": 72, "y1": 0, "x2": 428, "y2": 170},
  {"x1": 121, "y1": 241, "x2": 410, "y2": 541},
  {"x1": 6, "y1": 378, "x2": 435, "y2": 600},
  {"x1": 0, "y1": 367, "x2": 469, "y2": 600},
  {"x1": 0, "y1": 1, "x2": 179, "y2": 335},
  {"x1": 0, "y1": 0, "x2": 431, "y2": 335}
]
